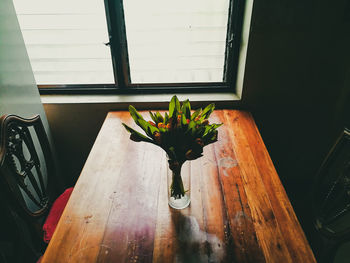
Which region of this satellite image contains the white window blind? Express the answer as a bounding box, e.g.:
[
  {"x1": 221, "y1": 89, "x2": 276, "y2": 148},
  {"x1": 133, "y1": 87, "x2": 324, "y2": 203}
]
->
[
  {"x1": 124, "y1": 0, "x2": 230, "y2": 84},
  {"x1": 12, "y1": 0, "x2": 114, "y2": 85}
]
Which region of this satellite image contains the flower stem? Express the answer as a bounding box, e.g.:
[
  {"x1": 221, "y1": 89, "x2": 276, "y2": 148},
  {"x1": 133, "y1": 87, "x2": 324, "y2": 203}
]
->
[{"x1": 171, "y1": 172, "x2": 185, "y2": 199}]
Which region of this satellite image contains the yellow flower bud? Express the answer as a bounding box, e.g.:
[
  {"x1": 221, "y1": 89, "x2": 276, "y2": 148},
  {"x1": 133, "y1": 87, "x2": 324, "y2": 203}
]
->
[
  {"x1": 153, "y1": 131, "x2": 161, "y2": 144},
  {"x1": 195, "y1": 138, "x2": 204, "y2": 147},
  {"x1": 149, "y1": 121, "x2": 156, "y2": 127},
  {"x1": 185, "y1": 149, "x2": 197, "y2": 160}
]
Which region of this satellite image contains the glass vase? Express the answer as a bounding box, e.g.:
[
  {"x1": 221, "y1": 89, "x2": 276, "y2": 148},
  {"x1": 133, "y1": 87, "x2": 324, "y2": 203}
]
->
[{"x1": 167, "y1": 160, "x2": 191, "y2": 209}]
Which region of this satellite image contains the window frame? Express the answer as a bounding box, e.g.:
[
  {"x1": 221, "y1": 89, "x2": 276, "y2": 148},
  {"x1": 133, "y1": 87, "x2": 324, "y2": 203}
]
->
[{"x1": 38, "y1": 0, "x2": 245, "y2": 95}]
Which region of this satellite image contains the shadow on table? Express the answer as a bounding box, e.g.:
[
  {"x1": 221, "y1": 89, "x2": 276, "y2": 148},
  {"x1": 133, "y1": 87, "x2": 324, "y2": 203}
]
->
[{"x1": 170, "y1": 209, "x2": 227, "y2": 263}]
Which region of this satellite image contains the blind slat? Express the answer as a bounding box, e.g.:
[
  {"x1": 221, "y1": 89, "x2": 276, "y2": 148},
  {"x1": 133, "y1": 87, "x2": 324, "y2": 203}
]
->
[
  {"x1": 124, "y1": 0, "x2": 230, "y2": 84},
  {"x1": 13, "y1": 0, "x2": 114, "y2": 85}
]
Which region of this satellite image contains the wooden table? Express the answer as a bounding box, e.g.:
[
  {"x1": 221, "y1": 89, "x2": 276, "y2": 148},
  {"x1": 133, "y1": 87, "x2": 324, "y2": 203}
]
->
[{"x1": 42, "y1": 110, "x2": 316, "y2": 263}]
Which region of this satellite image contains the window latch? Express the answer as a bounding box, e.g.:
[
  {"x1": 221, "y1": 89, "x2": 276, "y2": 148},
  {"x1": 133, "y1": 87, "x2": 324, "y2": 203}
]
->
[
  {"x1": 228, "y1": 33, "x2": 235, "y2": 48},
  {"x1": 104, "y1": 42, "x2": 110, "y2": 46}
]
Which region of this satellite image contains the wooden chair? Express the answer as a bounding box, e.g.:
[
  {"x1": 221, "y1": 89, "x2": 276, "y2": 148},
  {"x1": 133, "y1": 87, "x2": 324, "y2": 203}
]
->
[
  {"x1": 0, "y1": 114, "x2": 73, "y2": 263},
  {"x1": 312, "y1": 128, "x2": 350, "y2": 263}
]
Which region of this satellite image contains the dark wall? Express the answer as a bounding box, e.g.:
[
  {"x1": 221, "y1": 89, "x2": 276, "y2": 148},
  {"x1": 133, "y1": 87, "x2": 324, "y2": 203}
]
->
[
  {"x1": 245, "y1": 0, "x2": 350, "y2": 185},
  {"x1": 242, "y1": 0, "x2": 350, "y2": 258},
  {"x1": 44, "y1": 103, "x2": 111, "y2": 186}
]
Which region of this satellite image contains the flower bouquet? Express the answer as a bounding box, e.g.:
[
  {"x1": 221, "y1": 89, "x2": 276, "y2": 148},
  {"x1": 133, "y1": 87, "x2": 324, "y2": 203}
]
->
[{"x1": 122, "y1": 95, "x2": 222, "y2": 209}]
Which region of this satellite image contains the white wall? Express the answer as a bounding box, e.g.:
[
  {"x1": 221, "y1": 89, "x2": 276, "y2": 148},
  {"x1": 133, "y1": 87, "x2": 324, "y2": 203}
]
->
[{"x1": 0, "y1": 0, "x2": 59, "y2": 179}]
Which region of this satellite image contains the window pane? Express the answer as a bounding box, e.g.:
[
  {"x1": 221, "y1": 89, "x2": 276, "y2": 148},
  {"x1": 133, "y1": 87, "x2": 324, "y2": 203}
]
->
[
  {"x1": 124, "y1": 0, "x2": 230, "y2": 84},
  {"x1": 12, "y1": 0, "x2": 114, "y2": 85}
]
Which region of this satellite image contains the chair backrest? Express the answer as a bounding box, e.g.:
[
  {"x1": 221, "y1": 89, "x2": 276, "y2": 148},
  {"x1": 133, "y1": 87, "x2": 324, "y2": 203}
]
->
[
  {"x1": 312, "y1": 128, "x2": 350, "y2": 262},
  {"x1": 0, "y1": 114, "x2": 58, "y2": 219},
  {"x1": 0, "y1": 114, "x2": 60, "y2": 262}
]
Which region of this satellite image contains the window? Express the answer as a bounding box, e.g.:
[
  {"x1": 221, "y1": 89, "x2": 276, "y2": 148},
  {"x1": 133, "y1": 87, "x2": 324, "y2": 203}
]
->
[
  {"x1": 13, "y1": 0, "x2": 245, "y2": 94},
  {"x1": 12, "y1": 0, "x2": 114, "y2": 86}
]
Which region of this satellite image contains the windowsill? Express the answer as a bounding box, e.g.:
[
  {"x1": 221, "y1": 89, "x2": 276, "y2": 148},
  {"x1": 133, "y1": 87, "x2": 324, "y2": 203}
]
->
[{"x1": 40, "y1": 92, "x2": 241, "y2": 109}]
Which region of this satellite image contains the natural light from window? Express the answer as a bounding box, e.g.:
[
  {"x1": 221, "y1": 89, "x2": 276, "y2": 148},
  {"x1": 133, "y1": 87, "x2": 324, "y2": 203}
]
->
[
  {"x1": 123, "y1": 0, "x2": 230, "y2": 84},
  {"x1": 12, "y1": 0, "x2": 114, "y2": 85}
]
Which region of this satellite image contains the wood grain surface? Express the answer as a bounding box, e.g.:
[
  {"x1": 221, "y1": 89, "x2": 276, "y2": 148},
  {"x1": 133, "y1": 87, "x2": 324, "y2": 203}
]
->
[{"x1": 41, "y1": 110, "x2": 316, "y2": 263}]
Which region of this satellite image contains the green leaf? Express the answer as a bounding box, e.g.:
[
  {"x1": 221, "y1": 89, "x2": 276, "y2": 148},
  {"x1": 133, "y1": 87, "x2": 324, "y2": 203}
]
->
[
  {"x1": 169, "y1": 95, "x2": 179, "y2": 118},
  {"x1": 201, "y1": 123, "x2": 222, "y2": 138},
  {"x1": 181, "y1": 99, "x2": 191, "y2": 120},
  {"x1": 149, "y1": 111, "x2": 157, "y2": 123},
  {"x1": 211, "y1": 123, "x2": 223, "y2": 129},
  {"x1": 164, "y1": 112, "x2": 169, "y2": 124},
  {"x1": 191, "y1": 108, "x2": 202, "y2": 120},
  {"x1": 196, "y1": 126, "x2": 206, "y2": 137},
  {"x1": 122, "y1": 123, "x2": 153, "y2": 143},
  {"x1": 175, "y1": 97, "x2": 181, "y2": 113},
  {"x1": 202, "y1": 125, "x2": 213, "y2": 137},
  {"x1": 201, "y1": 103, "x2": 215, "y2": 119},
  {"x1": 138, "y1": 119, "x2": 159, "y2": 137},
  {"x1": 167, "y1": 146, "x2": 177, "y2": 160},
  {"x1": 129, "y1": 105, "x2": 144, "y2": 124},
  {"x1": 181, "y1": 113, "x2": 187, "y2": 127},
  {"x1": 208, "y1": 130, "x2": 218, "y2": 144},
  {"x1": 159, "y1": 127, "x2": 167, "y2": 133},
  {"x1": 147, "y1": 126, "x2": 153, "y2": 138},
  {"x1": 203, "y1": 130, "x2": 218, "y2": 145},
  {"x1": 156, "y1": 111, "x2": 164, "y2": 123},
  {"x1": 187, "y1": 120, "x2": 196, "y2": 135}
]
